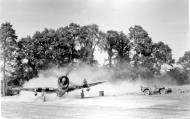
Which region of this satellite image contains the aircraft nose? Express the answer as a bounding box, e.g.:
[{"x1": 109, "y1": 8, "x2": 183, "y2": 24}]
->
[{"x1": 58, "y1": 76, "x2": 69, "y2": 89}]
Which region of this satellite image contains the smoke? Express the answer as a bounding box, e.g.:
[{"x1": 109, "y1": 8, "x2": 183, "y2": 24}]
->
[
  {"x1": 17, "y1": 63, "x2": 143, "y2": 101},
  {"x1": 18, "y1": 62, "x2": 179, "y2": 102}
]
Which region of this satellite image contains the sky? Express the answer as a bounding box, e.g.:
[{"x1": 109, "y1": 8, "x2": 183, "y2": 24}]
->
[{"x1": 0, "y1": 0, "x2": 189, "y2": 61}]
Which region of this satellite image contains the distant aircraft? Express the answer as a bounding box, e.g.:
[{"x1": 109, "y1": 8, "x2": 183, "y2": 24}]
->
[{"x1": 13, "y1": 75, "x2": 105, "y2": 101}]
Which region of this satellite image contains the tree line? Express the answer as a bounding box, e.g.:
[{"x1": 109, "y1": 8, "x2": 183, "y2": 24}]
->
[{"x1": 0, "y1": 22, "x2": 190, "y2": 88}]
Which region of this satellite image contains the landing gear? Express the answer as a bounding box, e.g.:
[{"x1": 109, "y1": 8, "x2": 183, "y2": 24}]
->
[
  {"x1": 81, "y1": 89, "x2": 84, "y2": 99},
  {"x1": 34, "y1": 89, "x2": 37, "y2": 96},
  {"x1": 34, "y1": 91, "x2": 37, "y2": 96},
  {"x1": 42, "y1": 91, "x2": 46, "y2": 102}
]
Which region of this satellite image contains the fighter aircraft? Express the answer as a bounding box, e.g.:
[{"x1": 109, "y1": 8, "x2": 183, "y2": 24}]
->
[{"x1": 13, "y1": 75, "x2": 105, "y2": 101}]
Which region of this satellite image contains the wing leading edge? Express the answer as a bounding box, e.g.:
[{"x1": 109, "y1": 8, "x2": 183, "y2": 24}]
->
[
  {"x1": 12, "y1": 87, "x2": 58, "y2": 93},
  {"x1": 67, "y1": 81, "x2": 105, "y2": 92},
  {"x1": 12, "y1": 81, "x2": 105, "y2": 94}
]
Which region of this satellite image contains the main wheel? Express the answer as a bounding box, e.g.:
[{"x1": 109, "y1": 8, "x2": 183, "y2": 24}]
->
[
  {"x1": 81, "y1": 90, "x2": 85, "y2": 99},
  {"x1": 159, "y1": 89, "x2": 166, "y2": 94},
  {"x1": 144, "y1": 89, "x2": 150, "y2": 95},
  {"x1": 81, "y1": 92, "x2": 84, "y2": 98},
  {"x1": 42, "y1": 96, "x2": 46, "y2": 102}
]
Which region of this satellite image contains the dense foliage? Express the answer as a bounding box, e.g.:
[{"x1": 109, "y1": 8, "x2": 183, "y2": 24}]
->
[
  {"x1": 2, "y1": 22, "x2": 188, "y2": 89},
  {"x1": 0, "y1": 23, "x2": 18, "y2": 87},
  {"x1": 178, "y1": 51, "x2": 190, "y2": 70}
]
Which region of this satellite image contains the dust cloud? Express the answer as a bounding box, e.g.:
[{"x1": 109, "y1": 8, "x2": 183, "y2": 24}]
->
[
  {"x1": 18, "y1": 63, "x2": 180, "y2": 102},
  {"x1": 17, "y1": 64, "x2": 148, "y2": 101}
]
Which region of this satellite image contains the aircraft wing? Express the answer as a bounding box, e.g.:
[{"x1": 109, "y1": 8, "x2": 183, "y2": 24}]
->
[
  {"x1": 12, "y1": 81, "x2": 105, "y2": 93},
  {"x1": 88, "y1": 81, "x2": 105, "y2": 87},
  {"x1": 67, "y1": 81, "x2": 105, "y2": 92},
  {"x1": 12, "y1": 87, "x2": 58, "y2": 93}
]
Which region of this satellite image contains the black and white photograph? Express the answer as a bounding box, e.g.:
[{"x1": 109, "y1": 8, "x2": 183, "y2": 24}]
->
[{"x1": 0, "y1": 0, "x2": 190, "y2": 119}]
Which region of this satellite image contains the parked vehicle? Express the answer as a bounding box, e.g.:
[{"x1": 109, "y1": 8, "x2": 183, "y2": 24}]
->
[{"x1": 140, "y1": 85, "x2": 172, "y2": 95}]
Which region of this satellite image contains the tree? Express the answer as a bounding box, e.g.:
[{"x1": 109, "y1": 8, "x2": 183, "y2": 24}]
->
[
  {"x1": 56, "y1": 23, "x2": 80, "y2": 65},
  {"x1": 13, "y1": 23, "x2": 82, "y2": 84},
  {"x1": 0, "y1": 22, "x2": 18, "y2": 95},
  {"x1": 6, "y1": 23, "x2": 177, "y2": 85},
  {"x1": 177, "y1": 51, "x2": 190, "y2": 84},
  {"x1": 103, "y1": 30, "x2": 119, "y2": 67},
  {"x1": 151, "y1": 41, "x2": 175, "y2": 73},
  {"x1": 128, "y1": 25, "x2": 155, "y2": 74},
  {"x1": 178, "y1": 51, "x2": 190, "y2": 70},
  {"x1": 78, "y1": 24, "x2": 103, "y2": 64},
  {"x1": 14, "y1": 29, "x2": 57, "y2": 84},
  {"x1": 15, "y1": 36, "x2": 39, "y2": 83},
  {"x1": 100, "y1": 30, "x2": 132, "y2": 68},
  {"x1": 128, "y1": 25, "x2": 152, "y2": 65},
  {"x1": 128, "y1": 25, "x2": 174, "y2": 74},
  {"x1": 0, "y1": 22, "x2": 18, "y2": 69},
  {"x1": 114, "y1": 32, "x2": 131, "y2": 65}
]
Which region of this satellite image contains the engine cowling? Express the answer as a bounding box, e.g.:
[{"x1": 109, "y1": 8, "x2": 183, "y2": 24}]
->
[
  {"x1": 56, "y1": 76, "x2": 70, "y2": 97},
  {"x1": 58, "y1": 76, "x2": 70, "y2": 90}
]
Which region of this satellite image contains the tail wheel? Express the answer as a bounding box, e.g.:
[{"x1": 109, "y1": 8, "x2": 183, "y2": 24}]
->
[
  {"x1": 160, "y1": 89, "x2": 166, "y2": 94},
  {"x1": 144, "y1": 89, "x2": 150, "y2": 95}
]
